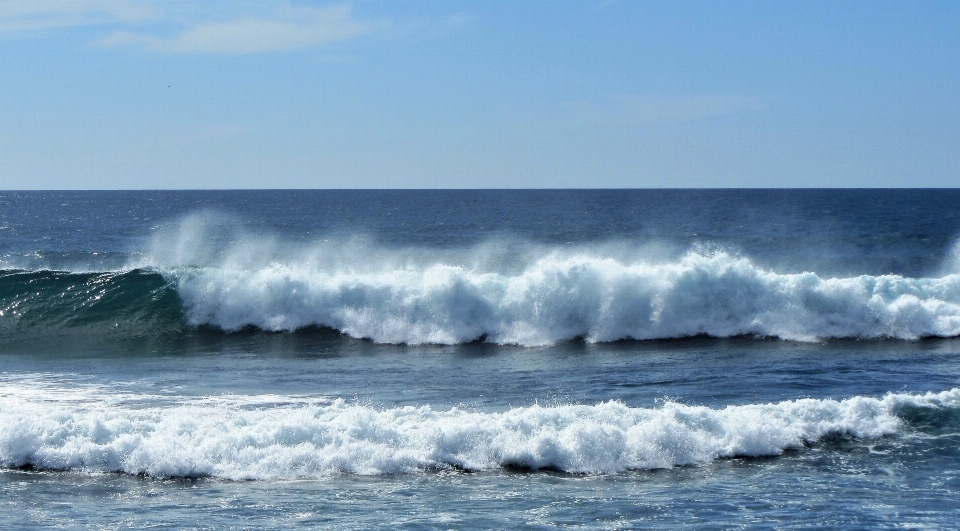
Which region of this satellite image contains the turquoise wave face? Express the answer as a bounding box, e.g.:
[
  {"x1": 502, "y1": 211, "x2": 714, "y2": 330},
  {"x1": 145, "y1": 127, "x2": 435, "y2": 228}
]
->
[{"x1": 0, "y1": 269, "x2": 186, "y2": 343}]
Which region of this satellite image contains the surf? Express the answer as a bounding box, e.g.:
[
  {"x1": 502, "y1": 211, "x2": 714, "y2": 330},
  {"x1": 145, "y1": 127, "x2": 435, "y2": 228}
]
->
[
  {"x1": 1, "y1": 381, "x2": 956, "y2": 479},
  {"x1": 3, "y1": 245, "x2": 960, "y2": 345},
  {"x1": 165, "y1": 248, "x2": 960, "y2": 345}
]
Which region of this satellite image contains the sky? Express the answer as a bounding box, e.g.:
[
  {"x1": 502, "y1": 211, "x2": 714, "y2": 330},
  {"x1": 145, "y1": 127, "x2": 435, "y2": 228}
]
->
[{"x1": 0, "y1": 0, "x2": 959, "y2": 189}]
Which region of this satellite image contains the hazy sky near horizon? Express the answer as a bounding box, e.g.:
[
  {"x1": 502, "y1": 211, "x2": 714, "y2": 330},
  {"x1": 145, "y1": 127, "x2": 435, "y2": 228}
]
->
[{"x1": 1, "y1": 1, "x2": 959, "y2": 189}]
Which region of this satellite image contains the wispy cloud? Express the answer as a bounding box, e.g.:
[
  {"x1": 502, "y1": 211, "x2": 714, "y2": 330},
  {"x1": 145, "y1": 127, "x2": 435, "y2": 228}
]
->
[
  {"x1": 101, "y1": 4, "x2": 373, "y2": 54},
  {"x1": 0, "y1": 0, "x2": 156, "y2": 33},
  {"x1": 1, "y1": 1, "x2": 380, "y2": 54}
]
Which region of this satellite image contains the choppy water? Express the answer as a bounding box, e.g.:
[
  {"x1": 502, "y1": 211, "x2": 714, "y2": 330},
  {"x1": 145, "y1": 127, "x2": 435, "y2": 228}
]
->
[{"x1": 1, "y1": 190, "x2": 959, "y2": 529}]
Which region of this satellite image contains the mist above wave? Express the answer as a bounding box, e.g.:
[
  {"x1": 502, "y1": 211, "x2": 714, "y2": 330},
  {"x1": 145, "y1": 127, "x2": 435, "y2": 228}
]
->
[
  {"x1": 122, "y1": 214, "x2": 960, "y2": 345},
  {"x1": 3, "y1": 213, "x2": 959, "y2": 346}
]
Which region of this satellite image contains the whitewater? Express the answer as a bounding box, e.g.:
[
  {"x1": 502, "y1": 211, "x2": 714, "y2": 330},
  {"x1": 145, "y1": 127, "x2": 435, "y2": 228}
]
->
[
  {"x1": 10, "y1": 248, "x2": 960, "y2": 346},
  {"x1": 161, "y1": 247, "x2": 960, "y2": 345},
  {"x1": 7, "y1": 232, "x2": 960, "y2": 345},
  {"x1": 2, "y1": 375, "x2": 955, "y2": 479}
]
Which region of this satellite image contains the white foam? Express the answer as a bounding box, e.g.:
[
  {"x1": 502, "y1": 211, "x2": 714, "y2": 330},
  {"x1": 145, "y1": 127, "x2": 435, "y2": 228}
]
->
[
  {"x1": 2, "y1": 382, "x2": 956, "y2": 479},
  {"x1": 160, "y1": 250, "x2": 960, "y2": 345},
  {"x1": 133, "y1": 214, "x2": 960, "y2": 345}
]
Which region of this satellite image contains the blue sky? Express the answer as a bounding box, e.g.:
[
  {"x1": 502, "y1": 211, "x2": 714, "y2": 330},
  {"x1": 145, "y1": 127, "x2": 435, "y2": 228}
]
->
[{"x1": 1, "y1": 0, "x2": 958, "y2": 189}]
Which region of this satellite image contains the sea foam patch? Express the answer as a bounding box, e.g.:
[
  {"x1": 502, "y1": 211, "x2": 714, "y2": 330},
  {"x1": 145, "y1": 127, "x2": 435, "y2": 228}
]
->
[{"x1": 2, "y1": 383, "x2": 956, "y2": 480}]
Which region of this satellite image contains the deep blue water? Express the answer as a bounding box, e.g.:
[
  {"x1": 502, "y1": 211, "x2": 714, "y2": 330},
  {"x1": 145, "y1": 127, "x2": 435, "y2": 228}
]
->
[{"x1": 1, "y1": 190, "x2": 960, "y2": 529}]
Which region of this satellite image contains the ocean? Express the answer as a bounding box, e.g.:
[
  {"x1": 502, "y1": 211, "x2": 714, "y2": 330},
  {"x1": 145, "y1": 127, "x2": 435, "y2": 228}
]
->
[{"x1": 1, "y1": 189, "x2": 959, "y2": 529}]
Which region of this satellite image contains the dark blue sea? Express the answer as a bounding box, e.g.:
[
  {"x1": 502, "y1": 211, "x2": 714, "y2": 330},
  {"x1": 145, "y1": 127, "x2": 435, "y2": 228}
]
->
[{"x1": 1, "y1": 189, "x2": 960, "y2": 529}]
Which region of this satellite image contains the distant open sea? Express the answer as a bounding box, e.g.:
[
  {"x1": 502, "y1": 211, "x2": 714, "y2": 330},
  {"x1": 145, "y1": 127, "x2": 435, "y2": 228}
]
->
[{"x1": 1, "y1": 189, "x2": 960, "y2": 529}]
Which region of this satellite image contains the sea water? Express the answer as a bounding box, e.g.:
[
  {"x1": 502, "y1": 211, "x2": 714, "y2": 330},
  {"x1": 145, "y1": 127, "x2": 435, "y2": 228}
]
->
[{"x1": 1, "y1": 189, "x2": 959, "y2": 529}]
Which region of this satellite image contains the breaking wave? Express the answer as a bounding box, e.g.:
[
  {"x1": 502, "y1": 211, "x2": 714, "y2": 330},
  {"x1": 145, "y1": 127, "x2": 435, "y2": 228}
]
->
[
  {"x1": 1, "y1": 381, "x2": 956, "y2": 479},
  {"x1": 3, "y1": 214, "x2": 960, "y2": 346},
  {"x1": 2, "y1": 250, "x2": 960, "y2": 345},
  {"x1": 167, "y1": 249, "x2": 960, "y2": 345}
]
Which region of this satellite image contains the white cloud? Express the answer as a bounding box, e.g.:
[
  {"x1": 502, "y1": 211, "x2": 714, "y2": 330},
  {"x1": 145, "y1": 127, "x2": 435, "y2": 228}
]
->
[
  {"x1": 0, "y1": 0, "x2": 156, "y2": 33},
  {"x1": 101, "y1": 4, "x2": 371, "y2": 54},
  {"x1": 1, "y1": 2, "x2": 376, "y2": 54}
]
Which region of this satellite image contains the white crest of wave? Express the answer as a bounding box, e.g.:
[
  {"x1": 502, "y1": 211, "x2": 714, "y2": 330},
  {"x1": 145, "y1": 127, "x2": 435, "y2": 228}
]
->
[
  {"x1": 171, "y1": 251, "x2": 960, "y2": 345},
  {"x1": 3, "y1": 386, "x2": 955, "y2": 480},
  {"x1": 136, "y1": 214, "x2": 960, "y2": 345}
]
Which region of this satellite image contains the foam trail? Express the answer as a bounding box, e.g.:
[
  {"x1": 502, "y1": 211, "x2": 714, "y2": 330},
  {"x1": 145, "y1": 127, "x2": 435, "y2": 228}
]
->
[
  {"x1": 2, "y1": 382, "x2": 956, "y2": 479},
  {"x1": 164, "y1": 249, "x2": 960, "y2": 345}
]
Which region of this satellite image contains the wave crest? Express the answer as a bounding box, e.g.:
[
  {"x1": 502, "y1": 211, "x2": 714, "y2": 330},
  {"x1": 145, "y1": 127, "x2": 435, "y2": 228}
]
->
[{"x1": 171, "y1": 250, "x2": 960, "y2": 345}]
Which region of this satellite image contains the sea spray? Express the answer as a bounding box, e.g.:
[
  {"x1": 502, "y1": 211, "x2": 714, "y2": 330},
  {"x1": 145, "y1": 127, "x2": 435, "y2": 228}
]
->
[{"x1": 121, "y1": 215, "x2": 960, "y2": 344}]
